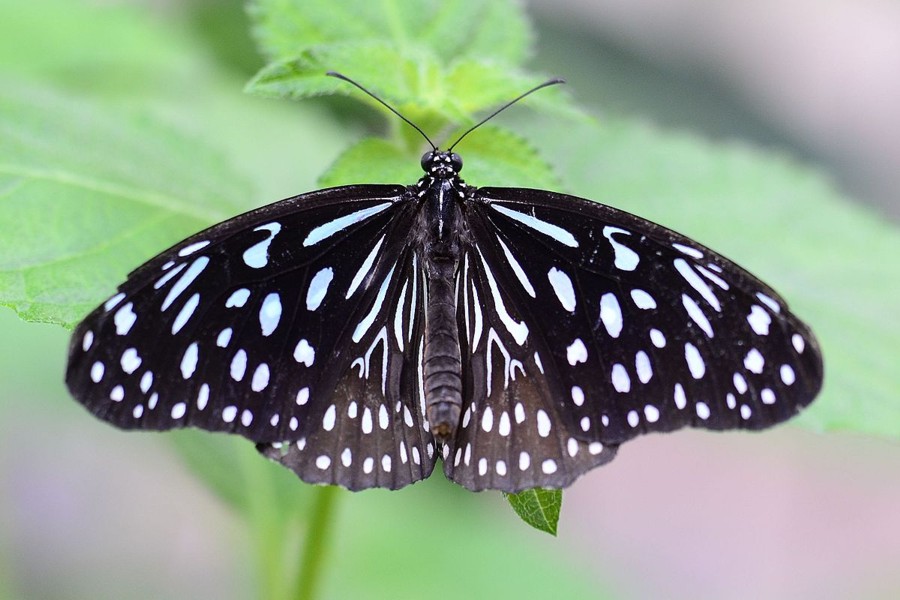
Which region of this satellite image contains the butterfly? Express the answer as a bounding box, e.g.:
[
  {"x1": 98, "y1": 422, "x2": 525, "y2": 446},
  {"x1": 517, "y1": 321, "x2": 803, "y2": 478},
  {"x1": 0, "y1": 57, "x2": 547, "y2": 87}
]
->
[{"x1": 65, "y1": 73, "x2": 823, "y2": 493}]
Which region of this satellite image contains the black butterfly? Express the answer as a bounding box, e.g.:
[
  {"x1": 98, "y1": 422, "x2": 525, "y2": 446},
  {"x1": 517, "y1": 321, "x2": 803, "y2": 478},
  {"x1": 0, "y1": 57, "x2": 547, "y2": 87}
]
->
[{"x1": 66, "y1": 73, "x2": 823, "y2": 492}]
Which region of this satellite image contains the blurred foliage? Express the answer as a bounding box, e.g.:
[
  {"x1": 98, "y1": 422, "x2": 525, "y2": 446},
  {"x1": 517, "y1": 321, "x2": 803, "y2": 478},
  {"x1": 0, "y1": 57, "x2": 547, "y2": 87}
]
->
[{"x1": 1, "y1": 0, "x2": 898, "y2": 598}]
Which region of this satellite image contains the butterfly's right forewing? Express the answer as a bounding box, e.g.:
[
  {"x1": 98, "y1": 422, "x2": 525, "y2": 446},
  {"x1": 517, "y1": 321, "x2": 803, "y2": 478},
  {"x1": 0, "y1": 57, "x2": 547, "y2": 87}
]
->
[{"x1": 66, "y1": 185, "x2": 432, "y2": 461}]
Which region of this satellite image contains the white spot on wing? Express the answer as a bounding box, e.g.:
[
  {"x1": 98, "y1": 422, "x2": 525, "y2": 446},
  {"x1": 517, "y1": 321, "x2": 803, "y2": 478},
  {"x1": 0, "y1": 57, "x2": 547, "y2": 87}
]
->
[
  {"x1": 352, "y1": 266, "x2": 396, "y2": 343},
  {"x1": 82, "y1": 330, "x2": 94, "y2": 351},
  {"x1": 682, "y1": 294, "x2": 714, "y2": 337},
  {"x1": 90, "y1": 361, "x2": 105, "y2": 382},
  {"x1": 323, "y1": 404, "x2": 336, "y2": 431},
  {"x1": 242, "y1": 223, "x2": 281, "y2": 269},
  {"x1": 631, "y1": 289, "x2": 656, "y2": 309},
  {"x1": 230, "y1": 349, "x2": 247, "y2": 381},
  {"x1": 346, "y1": 234, "x2": 385, "y2": 299},
  {"x1": 120, "y1": 348, "x2": 141, "y2": 374},
  {"x1": 180, "y1": 342, "x2": 198, "y2": 379},
  {"x1": 547, "y1": 267, "x2": 576, "y2": 312},
  {"x1": 603, "y1": 227, "x2": 639, "y2": 271},
  {"x1": 251, "y1": 363, "x2": 270, "y2": 392},
  {"x1": 104, "y1": 292, "x2": 126, "y2": 311},
  {"x1": 756, "y1": 292, "x2": 781, "y2": 314},
  {"x1": 259, "y1": 293, "x2": 282, "y2": 336},
  {"x1": 684, "y1": 342, "x2": 706, "y2": 379},
  {"x1": 611, "y1": 363, "x2": 631, "y2": 392},
  {"x1": 747, "y1": 305, "x2": 771, "y2": 336},
  {"x1": 571, "y1": 386, "x2": 585, "y2": 406},
  {"x1": 674, "y1": 383, "x2": 687, "y2": 409},
  {"x1": 744, "y1": 348, "x2": 765, "y2": 374},
  {"x1": 599, "y1": 292, "x2": 623, "y2": 338},
  {"x1": 673, "y1": 243, "x2": 703, "y2": 259},
  {"x1": 306, "y1": 268, "x2": 333, "y2": 311},
  {"x1": 780, "y1": 364, "x2": 796, "y2": 385},
  {"x1": 635, "y1": 350, "x2": 652, "y2": 383},
  {"x1": 154, "y1": 263, "x2": 186, "y2": 290},
  {"x1": 566, "y1": 338, "x2": 588, "y2": 365},
  {"x1": 178, "y1": 240, "x2": 209, "y2": 256},
  {"x1": 491, "y1": 204, "x2": 578, "y2": 247},
  {"x1": 477, "y1": 248, "x2": 528, "y2": 345},
  {"x1": 674, "y1": 258, "x2": 721, "y2": 312},
  {"x1": 303, "y1": 203, "x2": 392, "y2": 247},
  {"x1": 497, "y1": 237, "x2": 535, "y2": 297},
  {"x1": 115, "y1": 303, "x2": 137, "y2": 335},
  {"x1": 696, "y1": 402, "x2": 710, "y2": 420},
  {"x1": 162, "y1": 257, "x2": 209, "y2": 311},
  {"x1": 536, "y1": 410, "x2": 551, "y2": 437},
  {"x1": 178, "y1": 240, "x2": 209, "y2": 257},
  {"x1": 171, "y1": 402, "x2": 186, "y2": 419},
  {"x1": 172, "y1": 293, "x2": 200, "y2": 334},
  {"x1": 225, "y1": 288, "x2": 250, "y2": 308},
  {"x1": 216, "y1": 328, "x2": 232, "y2": 348}
]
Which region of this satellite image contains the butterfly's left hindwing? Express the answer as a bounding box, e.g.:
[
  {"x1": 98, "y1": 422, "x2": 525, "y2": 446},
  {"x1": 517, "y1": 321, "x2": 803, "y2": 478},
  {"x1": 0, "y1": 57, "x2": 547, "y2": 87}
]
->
[
  {"x1": 257, "y1": 245, "x2": 438, "y2": 490},
  {"x1": 66, "y1": 184, "x2": 438, "y2": 489},
  {"x1": 443, "y1": 186, "x2": 822, "y2": 491}
]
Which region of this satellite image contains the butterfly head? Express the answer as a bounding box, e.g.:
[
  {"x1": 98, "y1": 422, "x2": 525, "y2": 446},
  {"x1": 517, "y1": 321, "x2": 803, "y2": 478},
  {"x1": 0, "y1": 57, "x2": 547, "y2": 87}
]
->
[{"x1": 421, "y1": 150, "x2": 463, "y2": 178}]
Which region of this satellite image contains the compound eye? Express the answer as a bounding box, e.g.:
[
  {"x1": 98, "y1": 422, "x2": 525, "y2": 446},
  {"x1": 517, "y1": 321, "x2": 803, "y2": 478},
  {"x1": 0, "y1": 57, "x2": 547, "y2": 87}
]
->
[
  {"x1": 420, "y1": 151, "x2": 436, "y2": 171},
  {"x1": 449, "y1": 152, "x2": 463, "y2": 173}
]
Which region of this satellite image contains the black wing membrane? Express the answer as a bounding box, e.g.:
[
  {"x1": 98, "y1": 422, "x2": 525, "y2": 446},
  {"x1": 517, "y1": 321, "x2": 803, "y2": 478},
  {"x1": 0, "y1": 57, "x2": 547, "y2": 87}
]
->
[
  {"x1": 445, "y1": 187, "x2": 822, "y2": 492},
  {"x1": 67, "y1": 185, "x2": 437, "y2": 489},
  {"x1": 258, "y1": 245, "x2": 437, "y2": 490}
]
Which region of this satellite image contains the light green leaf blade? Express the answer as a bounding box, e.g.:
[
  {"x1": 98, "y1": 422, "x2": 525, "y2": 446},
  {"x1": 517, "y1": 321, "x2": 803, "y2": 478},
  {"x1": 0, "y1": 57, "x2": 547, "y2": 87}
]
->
[
  {"x1": 246, "y1": 0, "x2": 550, "y2": 125},
  {"x1": 319, "y1": 137, "x2": 420, "y2": 187},
  {"x1": 319, "y1": 126, "x2": 559, "y2": 190},
  {"x1": 450, "y1": 125, "x2": 560, "y2": 189},
  {"x1": 503, "y1": 488, "x2": 562, "y2": 536},
  {"x1": 245, "y1": 41, "x2": 440, "y2": 108},
  {"x1": 0, "y1": 83, "x2": 252, "y2": 328},
  {"x1": 444, "y1": 60, "x2": 586, "y2": 121},
  {"x1": 249, "y1": 0, "x2": 533, "y2": 65}
]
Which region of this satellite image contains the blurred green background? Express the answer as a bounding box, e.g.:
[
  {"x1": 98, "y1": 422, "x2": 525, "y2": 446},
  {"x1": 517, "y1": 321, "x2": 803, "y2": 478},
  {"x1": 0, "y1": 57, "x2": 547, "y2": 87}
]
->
[{"x1": 1, "y1": 0, "x2": 898, "y2": 598}]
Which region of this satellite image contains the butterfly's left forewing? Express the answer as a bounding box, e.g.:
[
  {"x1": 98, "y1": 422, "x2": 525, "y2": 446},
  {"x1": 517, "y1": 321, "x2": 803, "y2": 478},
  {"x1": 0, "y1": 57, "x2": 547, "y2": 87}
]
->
[
  {"x1": 67, "y1": 185, "x2": 438, "y2": 489},
  {"x1": 444, "y1": 187, "x2": 822, "y2": 492}
]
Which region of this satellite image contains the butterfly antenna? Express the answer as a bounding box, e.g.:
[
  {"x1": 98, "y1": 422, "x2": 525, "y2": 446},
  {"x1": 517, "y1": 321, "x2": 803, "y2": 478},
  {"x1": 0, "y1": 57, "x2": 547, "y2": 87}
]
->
[
  {"x1": 327, "y1": 71, "x2": 437, "y2": 150},
  {"x1": 448, "y1": 78, "x2": 565, "y2": 152}
]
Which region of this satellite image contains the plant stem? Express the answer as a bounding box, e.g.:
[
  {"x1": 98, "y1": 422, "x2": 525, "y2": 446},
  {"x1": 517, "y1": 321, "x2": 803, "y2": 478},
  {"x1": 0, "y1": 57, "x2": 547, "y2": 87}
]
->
[{"x1": 292, "y1": 485, "x2": 340, "y2": 600}]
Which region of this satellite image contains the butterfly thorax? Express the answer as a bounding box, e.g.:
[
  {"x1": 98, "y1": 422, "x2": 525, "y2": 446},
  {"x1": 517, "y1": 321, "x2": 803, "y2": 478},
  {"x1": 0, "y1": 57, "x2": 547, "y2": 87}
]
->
[{"x1": 418, "y1": 150, "x2": 467, "y2": 443}]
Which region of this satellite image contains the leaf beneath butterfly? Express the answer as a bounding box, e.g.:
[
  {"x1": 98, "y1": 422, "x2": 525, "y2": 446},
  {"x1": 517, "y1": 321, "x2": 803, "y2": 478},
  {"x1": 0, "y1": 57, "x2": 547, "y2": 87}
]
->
[
  {"x1": 521, "y1": 117, "x2": 900, "y2": 439},
  {"x1": 0, "y1": 82, "x2": 252, "y2": 328},
  {"x1": 504, "y1": 488, "x2": 562, "y2": 536},
  {"x1": 320, "y1": 127, "x2": 560, "y2": 192}
]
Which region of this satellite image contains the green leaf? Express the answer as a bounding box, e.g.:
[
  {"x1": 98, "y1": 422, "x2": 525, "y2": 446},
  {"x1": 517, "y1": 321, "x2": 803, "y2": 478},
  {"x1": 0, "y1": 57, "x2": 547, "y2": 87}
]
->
[
  {"x1": 0, "y1": 82, "x2": 252, "y2": 328},
  {"x1": 245, "y1": 0, "x2": 570, "y2": 133},
  {"x1": 503, "y1": 488, "x2": 562, "y2": 536},
  {"x1": 248, "y1": 0, "x2": 533, "y2": 65},
  {"x1": 245, "y1": 40, "x2": 441, "y2": 107},
  {"x1": 449, "y1": 125, "x2": 560, "y2": 189},
  {"x1": 319, "y1": 137, "x2": 420, "y2": 186},
  {"x1": 319, "y1": 125, "x2": 559, "y2": 191}
]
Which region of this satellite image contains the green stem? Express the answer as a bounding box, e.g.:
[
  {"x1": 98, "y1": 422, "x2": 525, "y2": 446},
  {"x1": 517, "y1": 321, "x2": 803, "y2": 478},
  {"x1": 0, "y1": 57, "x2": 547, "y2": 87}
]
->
[
  {"x1": 237, "y1": 444, "x2": 284, "y2": 600},
  {"x1": 292, "y1": 485, "x2": 340, "y2": 600}
]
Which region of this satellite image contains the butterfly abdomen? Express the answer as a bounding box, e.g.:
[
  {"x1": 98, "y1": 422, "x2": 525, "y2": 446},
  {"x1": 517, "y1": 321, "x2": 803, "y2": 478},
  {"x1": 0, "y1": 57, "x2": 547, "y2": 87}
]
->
[{"x1": 421, "y1": 173, "x2": 466, "y2": 443}]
